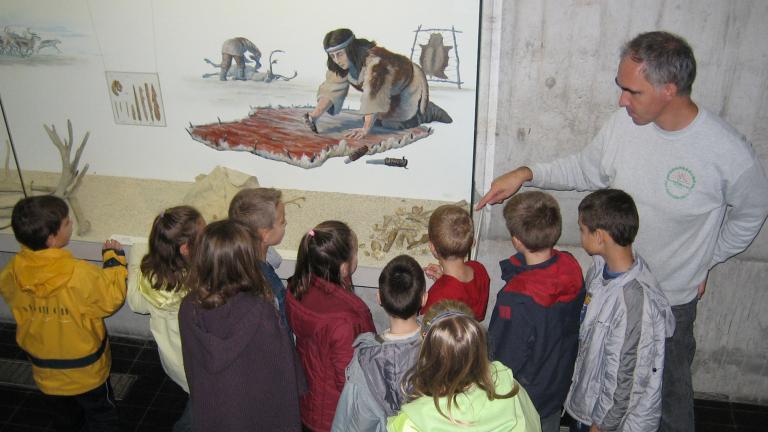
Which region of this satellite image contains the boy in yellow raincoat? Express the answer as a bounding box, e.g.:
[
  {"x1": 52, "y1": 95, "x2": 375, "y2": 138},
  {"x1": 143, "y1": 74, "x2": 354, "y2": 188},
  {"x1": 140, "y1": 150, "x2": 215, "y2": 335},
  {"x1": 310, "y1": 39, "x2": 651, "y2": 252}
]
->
[{"x1": 0, "y1": 195, "x2": 127, "y2": 431}]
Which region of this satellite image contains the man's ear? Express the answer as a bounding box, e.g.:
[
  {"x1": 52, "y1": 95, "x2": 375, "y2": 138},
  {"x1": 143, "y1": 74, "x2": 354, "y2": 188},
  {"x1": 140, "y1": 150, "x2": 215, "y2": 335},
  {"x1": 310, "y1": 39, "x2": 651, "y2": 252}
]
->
[
  {"x1": 376, "y1": 290, "x2": 382, "y2": 306},
  {"x1": 662, "y1": 82, "x2": 678, "y2": 99},
  {"x1": 421, "y1": 291, "x2": 428, "y2": 307},
  {"x1": 45, "y1": 234, "x2": 56, "y2": 249}
]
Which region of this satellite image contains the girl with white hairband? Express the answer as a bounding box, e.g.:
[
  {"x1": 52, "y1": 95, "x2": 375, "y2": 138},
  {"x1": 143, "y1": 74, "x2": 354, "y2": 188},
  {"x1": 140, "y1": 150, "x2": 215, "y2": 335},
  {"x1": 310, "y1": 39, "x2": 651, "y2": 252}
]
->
[{"x1": 303, "y1": 28, "x2": 453, "y2": 139}]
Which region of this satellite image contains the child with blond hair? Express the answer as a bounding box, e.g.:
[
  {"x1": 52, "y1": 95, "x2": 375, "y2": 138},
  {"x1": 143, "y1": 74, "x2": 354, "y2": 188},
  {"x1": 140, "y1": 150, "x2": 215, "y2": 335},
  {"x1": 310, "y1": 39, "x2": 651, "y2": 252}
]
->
[
  {"x1": 422, "y1": 205, "x2": 490, "y2": 321},
  {"x1": 388, "y1": 300, "x2": 540, "y2": 431}
]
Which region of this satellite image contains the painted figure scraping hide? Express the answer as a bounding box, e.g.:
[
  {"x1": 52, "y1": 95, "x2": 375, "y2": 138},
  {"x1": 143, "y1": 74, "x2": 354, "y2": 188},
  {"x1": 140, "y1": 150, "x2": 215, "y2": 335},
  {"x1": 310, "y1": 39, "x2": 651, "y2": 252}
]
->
[{"x1": 303, "y1": 28, "x2": 452, "y2": 139}]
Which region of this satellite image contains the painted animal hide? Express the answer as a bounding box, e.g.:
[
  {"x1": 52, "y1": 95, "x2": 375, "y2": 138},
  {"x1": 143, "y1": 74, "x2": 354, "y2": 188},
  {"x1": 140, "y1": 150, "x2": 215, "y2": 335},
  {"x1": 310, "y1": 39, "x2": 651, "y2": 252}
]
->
[
  {"x1": 187, "y1": 107, "x2": 432, "y2": 169},
  {"x1": 419, "y1": 33, "x2": 452, "y2": 79}
]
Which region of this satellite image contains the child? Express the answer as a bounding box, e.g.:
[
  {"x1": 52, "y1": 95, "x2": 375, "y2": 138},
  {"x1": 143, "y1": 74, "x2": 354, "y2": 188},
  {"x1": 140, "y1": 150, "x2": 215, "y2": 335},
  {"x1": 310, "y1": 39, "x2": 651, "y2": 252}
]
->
[
  {"x1": 387, "y1": 300, "x2": 541, "y2": 432},
  {"x1": 228, "y1": 187, "x2": 289, "y2": 327},
  {"x1": 488, "y1": 191, "x2": 584, "y2": 432},
  {"x1": 332, "y1": 254, "x2": 427, "y2": 432},
  {"x1": 422, "y1": 204, "x2": 490, "y2": 321},
  {"x1": 179, "y1": 220, "x2": 303, "y2": 431},
  {"x1": 0, "y1": 195, "x2": 127, "y2": 431},
  {"x1": 127, "y1": 206, "x2": 204, "y2": 431},
  {"x1": 565, "y1": 189, "x2": 675, "y2": 432},
  {"x1": 286, "y1": 220, "x2": 376, "y2": 432}
]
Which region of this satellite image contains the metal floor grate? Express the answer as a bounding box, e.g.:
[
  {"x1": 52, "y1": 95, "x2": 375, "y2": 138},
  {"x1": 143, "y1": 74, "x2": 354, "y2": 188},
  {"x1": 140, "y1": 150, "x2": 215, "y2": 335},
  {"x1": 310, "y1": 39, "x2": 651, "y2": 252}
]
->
[{"x1": 0, "y1": 358, "x2": 137, "y2": 400}]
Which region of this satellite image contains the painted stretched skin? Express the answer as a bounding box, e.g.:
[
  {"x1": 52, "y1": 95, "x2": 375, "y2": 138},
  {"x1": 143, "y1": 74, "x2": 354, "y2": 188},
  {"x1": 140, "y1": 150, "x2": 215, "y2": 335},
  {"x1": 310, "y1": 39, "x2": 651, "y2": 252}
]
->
[{"x1": 419, "y1": 33, "x2": 452, "y2": 79}]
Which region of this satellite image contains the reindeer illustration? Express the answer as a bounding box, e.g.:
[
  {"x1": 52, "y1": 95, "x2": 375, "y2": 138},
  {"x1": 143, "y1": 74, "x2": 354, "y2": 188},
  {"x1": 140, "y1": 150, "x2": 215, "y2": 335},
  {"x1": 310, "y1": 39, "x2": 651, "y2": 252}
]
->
[
  {"x1": 35, "y1": 39, "x2": 62, "y2": 53},
  {"x1": 1, "y1": 27, "x2": 40, "y2": 57}
]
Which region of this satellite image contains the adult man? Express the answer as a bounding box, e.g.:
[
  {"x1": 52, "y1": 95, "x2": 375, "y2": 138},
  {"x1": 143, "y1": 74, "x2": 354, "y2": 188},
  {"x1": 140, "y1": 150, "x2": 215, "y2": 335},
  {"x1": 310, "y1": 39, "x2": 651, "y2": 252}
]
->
[{"x1": 477, "y1": 31, "x2": 768, "y2": 431}]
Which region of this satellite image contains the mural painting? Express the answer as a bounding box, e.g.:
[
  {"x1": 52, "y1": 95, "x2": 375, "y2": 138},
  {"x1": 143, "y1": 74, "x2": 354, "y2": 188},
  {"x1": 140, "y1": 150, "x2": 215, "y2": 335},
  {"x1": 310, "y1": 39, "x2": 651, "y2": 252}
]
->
[{"x1": 0, "y1": 0, "x2": 480, "y2": 202}]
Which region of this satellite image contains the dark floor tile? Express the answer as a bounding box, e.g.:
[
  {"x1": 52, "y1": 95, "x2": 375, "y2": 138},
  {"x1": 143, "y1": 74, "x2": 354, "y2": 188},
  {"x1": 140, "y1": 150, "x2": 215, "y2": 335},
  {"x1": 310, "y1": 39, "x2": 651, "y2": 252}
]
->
[
  {"x1": 120, "y1": 388, "x2": 157, "y2": 409},
  {"x1": 109, "y1": 336, "x2": 146, "y2": 347},
  {"x1": 130, "y1": 362, "x2": 166, "y2": 381},
  {"x1": 110, "y1": 343, "x2": 142, "y2": 361},
  {"x1": 0, "y1": 423, "x2": 50, "y2": 432},
  {"x1": 731, "y1": 401, "x2": 768, "y2": 413},
  {"x1": 0, "y1": 344, "x2": 26, "y2": 360},
  {"x1": 694, "y1": 398, "x2": 731, "y2": 409},
  {"x1": 6, "y1": 407, "x2": 51, "y2": 428},
  {"x1": 157, "y1": 379, "x2": 185, "y2": 397},
  {"x1": 694, "y1": 406, "x2": 733, "y2": 425},
  {"x1": 119, "y1": 403, "x2": 148, "y2": 423},
  {"x1": 0, "y1": 330, "x2": 16, "y2": 345},
  {"x1": 150, "y1": 392, "x2": 187, "y2": 413},
  {"x1": 136, "y1": 348, "x2": 160, "y2": 364},
  {"x1": 732, "y1": 408, "x2": 768, "y2": 427},
  {"x1": 18, "y1": 393, "x2": 47, "y2": 411},
  {"x1": 0, "y1": 405, "x2": 17, "y2": 422},
  {"x1": 0, "y1": 387, "x2": 31, "y2": 407},
  {"x1": 111, "y1": 358, "x2": 134, "y2": 374},
  {"x1": 139, "y1": 407, "x2": 180, "y2": 429},
  {"x1": 694, "y1": 424, "x2": 737, "y2": 432},
  {"x1": 135, "y1": 426, "x2": 168, "y2": 432}
]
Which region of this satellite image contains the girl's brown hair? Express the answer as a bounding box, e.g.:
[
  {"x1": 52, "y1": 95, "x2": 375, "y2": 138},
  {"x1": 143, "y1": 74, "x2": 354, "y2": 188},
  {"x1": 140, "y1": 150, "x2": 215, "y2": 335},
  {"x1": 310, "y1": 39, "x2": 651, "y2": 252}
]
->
[
  {"x1": 404, "y1": 300, "x2": 518, "y2": 424},
  {"x1": 287, "y1": 220, "x2": 356, "y2": 301},
  {"x1": 186, "y1": 220, "x2": 270, "y2": 309},
  {"x1": 140, "y1": 206, "x2": 204, "y2": 292}
]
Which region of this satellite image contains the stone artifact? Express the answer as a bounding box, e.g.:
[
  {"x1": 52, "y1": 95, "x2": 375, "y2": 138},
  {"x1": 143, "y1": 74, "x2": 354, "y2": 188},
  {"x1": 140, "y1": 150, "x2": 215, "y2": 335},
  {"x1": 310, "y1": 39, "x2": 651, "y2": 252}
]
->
[{"x1": 182, "y1": 166, "x2": 260, "y2": 222}]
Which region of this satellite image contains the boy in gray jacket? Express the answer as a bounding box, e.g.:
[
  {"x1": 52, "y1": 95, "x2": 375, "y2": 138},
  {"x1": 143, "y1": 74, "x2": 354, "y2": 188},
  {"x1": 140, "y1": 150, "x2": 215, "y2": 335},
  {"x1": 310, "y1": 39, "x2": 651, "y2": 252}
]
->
[
  {"x1": 565, "y1": 189, "x2": 675, "y2": 432},
  {"x1": 331, "y1": 255, "x2": 427, "y2": 432}
]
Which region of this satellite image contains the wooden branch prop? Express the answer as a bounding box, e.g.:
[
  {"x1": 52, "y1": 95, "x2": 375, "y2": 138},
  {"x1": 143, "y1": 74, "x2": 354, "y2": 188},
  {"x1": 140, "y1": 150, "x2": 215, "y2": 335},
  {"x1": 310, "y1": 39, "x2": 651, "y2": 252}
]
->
[{"x1": 42, "y1": 120, "x2": 92, "y2": 235}]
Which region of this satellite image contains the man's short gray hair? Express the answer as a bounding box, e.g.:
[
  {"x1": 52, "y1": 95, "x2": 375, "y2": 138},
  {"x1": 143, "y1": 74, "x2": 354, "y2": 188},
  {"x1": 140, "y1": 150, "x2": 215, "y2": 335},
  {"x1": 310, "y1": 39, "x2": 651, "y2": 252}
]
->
[{"x1": 620, "y1": 31, "x2": 696, "y2": 96}]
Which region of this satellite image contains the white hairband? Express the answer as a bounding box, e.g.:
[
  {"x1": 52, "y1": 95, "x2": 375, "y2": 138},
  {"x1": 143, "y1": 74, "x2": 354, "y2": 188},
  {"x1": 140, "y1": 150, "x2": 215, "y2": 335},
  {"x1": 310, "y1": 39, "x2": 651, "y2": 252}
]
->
[{"x1": 325, "y1": 35, "x2": 354, "y2": 53}]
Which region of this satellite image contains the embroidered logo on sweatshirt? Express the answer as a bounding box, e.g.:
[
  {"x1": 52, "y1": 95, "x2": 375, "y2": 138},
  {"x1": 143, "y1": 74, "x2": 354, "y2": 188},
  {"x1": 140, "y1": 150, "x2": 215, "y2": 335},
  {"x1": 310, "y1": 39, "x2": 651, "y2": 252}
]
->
[{"x1": 665, "y1": 166, "x2": 696, "y2": 199}]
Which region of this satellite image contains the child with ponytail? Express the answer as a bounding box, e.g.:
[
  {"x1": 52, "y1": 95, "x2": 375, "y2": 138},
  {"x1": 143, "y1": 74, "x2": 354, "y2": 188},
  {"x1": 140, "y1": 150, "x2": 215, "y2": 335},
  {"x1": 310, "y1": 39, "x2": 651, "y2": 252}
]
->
[
  {"x1": 128, "y1": 206, "x2": 204, "y2": 431},
  {"x1": 286, "y1": 220, "x2": 376, "y2": 432}
]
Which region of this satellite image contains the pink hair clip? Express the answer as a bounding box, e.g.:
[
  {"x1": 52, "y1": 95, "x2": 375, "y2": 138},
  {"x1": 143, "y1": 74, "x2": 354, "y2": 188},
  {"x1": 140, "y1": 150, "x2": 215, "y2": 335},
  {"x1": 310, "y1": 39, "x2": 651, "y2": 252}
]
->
[{"x1": 308, "y1": 229, "x2": 315, "y2": 237}]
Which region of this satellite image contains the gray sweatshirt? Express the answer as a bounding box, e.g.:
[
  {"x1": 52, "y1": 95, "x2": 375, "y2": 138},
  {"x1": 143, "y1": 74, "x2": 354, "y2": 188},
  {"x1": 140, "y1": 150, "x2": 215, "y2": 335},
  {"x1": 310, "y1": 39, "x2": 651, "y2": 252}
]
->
[{"x1": 531, "y1": 108, "x2": 768, "y2": 305}]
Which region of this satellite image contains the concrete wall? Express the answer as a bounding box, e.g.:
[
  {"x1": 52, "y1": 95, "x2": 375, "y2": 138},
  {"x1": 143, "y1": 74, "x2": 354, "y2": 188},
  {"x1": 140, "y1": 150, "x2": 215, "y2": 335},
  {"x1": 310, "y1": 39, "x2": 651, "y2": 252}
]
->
[{"x1": 474, "y1": 0, "x2": 768, "y2": 404}]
